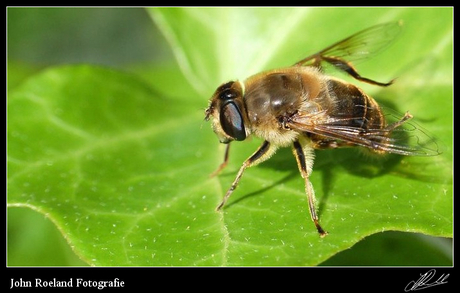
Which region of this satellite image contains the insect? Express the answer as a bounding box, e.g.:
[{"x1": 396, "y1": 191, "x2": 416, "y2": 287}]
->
[{"x1": 204, "y1": 22, "x2": 440, "y2": 237}]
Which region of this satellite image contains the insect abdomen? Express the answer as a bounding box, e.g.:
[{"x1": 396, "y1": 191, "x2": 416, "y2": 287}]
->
[{"x1": 327, "y1": 79, "x2": 385, "y2": 131}]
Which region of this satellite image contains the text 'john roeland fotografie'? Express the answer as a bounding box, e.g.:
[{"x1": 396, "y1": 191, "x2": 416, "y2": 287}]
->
[{"x1": 10, "y1": 278, "x2": 125, "y2": 290}]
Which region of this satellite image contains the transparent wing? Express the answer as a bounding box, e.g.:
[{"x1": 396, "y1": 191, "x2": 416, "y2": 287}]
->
[
  {"x1": 287, "y1": 108, "x2": 441, "y2": 156},
  {"x1": 294, "y1": 22, "x2": 402, "y2": 68}
]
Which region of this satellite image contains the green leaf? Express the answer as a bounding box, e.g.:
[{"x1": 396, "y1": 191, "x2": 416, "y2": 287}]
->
[
  {"x1": 8, "y1": 65, "x2": 220, "y2": 266},
  {"x1": 8, "y1": 7, "x2": 452, "y2": 266},
  {"x1": 8, "y1": 208, "x2": 88, "y2": 266}
]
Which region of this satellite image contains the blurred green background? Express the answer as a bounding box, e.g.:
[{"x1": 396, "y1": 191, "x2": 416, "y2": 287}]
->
[{"x1": 7, "y1": 7, "x2": 452, "y2": 266}]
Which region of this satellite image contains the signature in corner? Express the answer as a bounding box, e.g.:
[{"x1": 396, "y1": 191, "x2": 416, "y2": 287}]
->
[{"x1": 404, "y1": 269, "x2": 449, "y2": 292}]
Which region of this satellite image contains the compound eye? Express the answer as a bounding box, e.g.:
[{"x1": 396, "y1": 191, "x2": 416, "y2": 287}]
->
[{"x1": 220, "y1": 101, "x2": 246, "y2": 141}]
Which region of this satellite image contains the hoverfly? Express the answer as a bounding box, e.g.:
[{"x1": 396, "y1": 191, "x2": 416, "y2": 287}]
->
[{"x1": 204, "y1": 22, "x2": 439, "y2": 237}]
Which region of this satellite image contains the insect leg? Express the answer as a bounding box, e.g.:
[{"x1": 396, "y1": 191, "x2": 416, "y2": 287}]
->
[
  {"x1": 322, "y1": 56, "x2": 394, "y2": 86},
  {"x1": 210, "y1": 143, "x2": 231, "y2": 177},
  {"x1": 384, "y1": 111, "x2": 413, "y2": 132},
  {"x1": 292, "y1": 139, "x2": 327, "y2": 237},
  {"x1": 216, "y1": 140, "x2": 277, "y2": 211}
]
